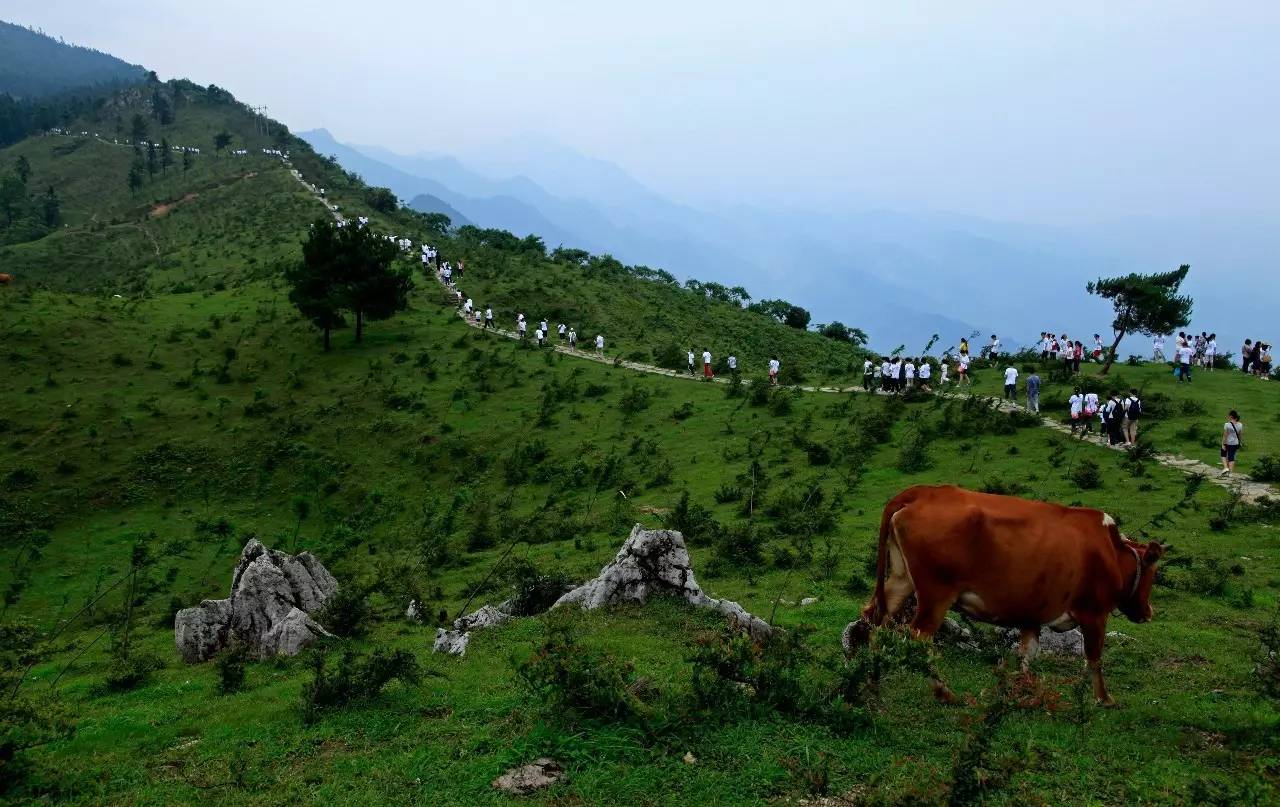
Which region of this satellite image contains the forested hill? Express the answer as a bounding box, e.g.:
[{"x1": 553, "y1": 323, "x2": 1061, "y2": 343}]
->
[{"x1": 0, "y1": 20, "x2": 145, "y2": 98}]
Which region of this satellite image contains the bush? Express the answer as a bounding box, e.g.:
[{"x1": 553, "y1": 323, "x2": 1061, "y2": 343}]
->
[
  {"x1": 1255, "y1": 609, "x2": 1280, "y2": 701},
  {"x1": 315, "y1": 586, "x2": 374, "y2": 638},
  {"x1": 516, "y1": 617, "x2": 648, "y2": 724},
  {"x1": 216, "y1": 643, "x2": 248, "y2": 694},
  {"x1": 104, "y1": 648, "x2": 162, "y2": 692},
  {"x1": 501, "y1": 559, "x2": 572, "y2": 616},
  {"x1": 1251, "y1": 454, "x2": 1280, "y2": 483},
  {"x1": 897, "y1": 427, "x2": 931, "y2": 473},
  {"x1": 671, "y1": 401, "x2": 695, "y2": 421},
  {"x1": 663, "y1": 491, "x2": 720, "y2": 543},
  {"x1": 301, "y1": 647, "x2": 422, "y2": 724},
  {"x1": 1069, "y1": 459, "x2": 1102, "y2": 490},
  {"x1": 711, "y1": 521, "x2": 769, "y2": 570}
]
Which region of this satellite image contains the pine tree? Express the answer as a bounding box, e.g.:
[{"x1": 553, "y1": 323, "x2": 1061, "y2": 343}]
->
[{"x1": 1087, "y1": 265, "x2": 1193, "y2": 374}]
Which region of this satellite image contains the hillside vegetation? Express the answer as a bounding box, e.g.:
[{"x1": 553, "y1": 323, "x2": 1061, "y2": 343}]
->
[
  {"x1": 0, "y1": 21, "x2": 145, "y2": 99},
  {"x1": 0, "y1": 72, "x2": 1277, "y2": 806}
]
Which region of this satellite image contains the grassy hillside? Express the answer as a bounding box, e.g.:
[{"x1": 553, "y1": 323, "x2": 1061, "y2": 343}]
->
[{"x1": 0, "y1": 74, "x2": 1277, "y2": 807}]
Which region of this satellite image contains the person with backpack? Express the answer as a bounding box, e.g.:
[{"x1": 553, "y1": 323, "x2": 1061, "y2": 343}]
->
[
  {"x1": 1122, "y1": 388, "x2": 1142, "y2": 446},
  {"x1": 1221, "y1": 410, "x2": 1244, "y2": 476},
  {"x1": 1103, "y1": 392, "x2": 1125, "y2": 445}
]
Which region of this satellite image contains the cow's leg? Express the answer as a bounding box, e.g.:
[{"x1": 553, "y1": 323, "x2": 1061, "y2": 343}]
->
[
  {"x1": 1017, "y1": 627, "x2": 1040, "y2": 676},
  {"x1": 1079, "y1": 618, "x2": 1115, "y2": 707},
  {"x1": 880, "y1": 539, "x2": 916, "y2": 622},
  {"x1": 910, "y1": 588, "x2": 960, "y2": 704}
]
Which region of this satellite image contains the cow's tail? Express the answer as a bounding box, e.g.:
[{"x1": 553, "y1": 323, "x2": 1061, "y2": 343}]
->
[{"x1": 867, "y1": 493, "x2": 910, "y2": 625}]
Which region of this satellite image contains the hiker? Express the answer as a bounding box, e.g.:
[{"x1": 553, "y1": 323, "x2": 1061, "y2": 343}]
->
[
  {"x1": 939, "y1": 357, "x2": 950, "y2": 385},
  {"x1": 558, "y1": 323, "x2": 566, "y2": 340},
  {"x1": 1221, "y1": 410, "x2": 1244, "y2": 476},
  {"x1": 687, "y1": 349, "x2": 697, "y2": 376},
  {"x1": 1026, "y1": 368, "x2": 1041, "y2": 413},
  {"x1": 959, "y1": 337, "x2": 970, "y2": 358},
  {"x1": 463, "y1": 298, "x2": 473, "y2": 315},
  {"x1": 535, "y1": 327, "x2": 545, "y2": 346},
  {"x1": 484, "y1": 307, "x2": 494, "y2": 329},
  {"x1": 769, "y1": 357, "x2": 781, "y2": 385},
  {"x1": 1242, "y1": 339, "x2": 1253, "y2": 373},
  {"x1": 1069, "y1": 387, "x2": 1084, "y2": 434},
  {"x1": 1103, "y1": 392, "x2": 1125, "y2": 446},
  {"x1": 1003, "y1": 365, "x2": 1018, "y2": 400},
  {"x1": 1122, "y1": 388, "x2": 1142, "y2": 446},
  {"x1": 1249, "y1": 340, "x2": 1264, "y2": 376},
  {"x1": 517, "y1": 317, "x2": 528, "y2": 339},
  {"x1": 1093, "y1": 334, "x2": 1104, "y2": 361},
  {"x1": 1039, "y1": 332, "x2": 1051, "y2": 360},
  {"x1": 540, "y1": 319, "x2": 549, "y2": 337},
  {"x1": 956, "y1": 353, "x2": 971, "y2": 386},
  {"x1": 862, "y1": 358, "x2": 874, "y2": 391},
  {"x1": 1259, "y1": 343, "x2": 1273, "y2": 376},
  {"x1": 1083, "y1": 390, "x2": 1100, "y2": 434},
  {"x1": 918, "y1": 358, "x2": 932, "y2": 391},
  {"x1": 1072, "y1": 341, "x2": 1084, "y2": 374},
  {"x1": 1152, "y1": 334, "x2": 1165, "y2": 361},
  {"x1": 1205, "y1": 333, "x2": 1217, "y2": 370},
  {"x1": 727, "y1": 354, "x2": 738, "y2": 377},
  {"x1": 702, "y1": 350, "x2": 714, "y2": 378},
  {"x1": 1176, "y1": 340, "x2": 1193, "y2": 382},
  {"x1": 595, "y1": 334, "x2": 605, "y2": 357},
  {"x1": 905, "y1": 358, "x2": 916, "y2": 389},
  {"x1": 568, "y1": 328, "x2": 577, "y2": 348}
]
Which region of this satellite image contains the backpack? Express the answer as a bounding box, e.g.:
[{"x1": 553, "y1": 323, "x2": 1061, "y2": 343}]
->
[{"x1": 1126, "y1": 396, "x2": 1142, "y2": 420}]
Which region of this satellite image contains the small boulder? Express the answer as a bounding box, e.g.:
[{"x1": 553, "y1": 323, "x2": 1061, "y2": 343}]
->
[
  {"x1": 800, "y1": 597, "x2": 819, "y2": 607},
  {"x1": 433, "y1": 628, "x2": 470, "y2": 656},
  {"x1": 492, "y1": 758, "x2": 565, "y2": 796}
]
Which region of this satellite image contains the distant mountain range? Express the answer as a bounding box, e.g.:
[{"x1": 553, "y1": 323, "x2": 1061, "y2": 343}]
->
[{"x1": 300, "y1": 129, "x2": 1266, "y2": 353}]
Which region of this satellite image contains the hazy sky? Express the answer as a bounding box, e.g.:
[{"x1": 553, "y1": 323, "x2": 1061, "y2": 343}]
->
[{"x1": 6, "y1": 1, "x2": 1278, "y2": 227}]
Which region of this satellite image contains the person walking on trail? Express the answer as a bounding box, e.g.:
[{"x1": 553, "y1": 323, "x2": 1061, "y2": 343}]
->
[
  {"x1": 956, "y1": 353, "x2": 971, "y2": 386},
  {"x1": 687, "y1": 349, "x2": 697, "y2": 376},
  {"x1": 769, "y1": 357, "x2": 781, "y2": 385},
  {"x1": 1003, "y1": 365, "x2": 1018, "y2": 400},
  {"x1": 905, "y1": 358, "x2": 917, "y2": 389},
  {"x1": 595, "y1": 334, "x2": 605, "y2": 357},
  {"x1": 540, "y1": 319, "x2": 549, "y2": 337},
  {"x1": 702, "y1": 349, "x2": 714, "y2": 378},
  {"x1": 535, "y1": 327, "x2": 545, "y2": 347},
  {"x1": 1242, "y1": 339, "x2": 1254, "y2": 373},
  {"x1": 558, "y1": 323, "x2": 566, "y2": 341},
  {"x1": 1176, "y1": 340, "x2": 1194, "y2": 382},
  {"x1": 1069, "y1": 387, "x2": 1085, "y2": 434},
  {"x1": 727, "y1": 354, "x2": 738, "y2": 378},
  {"x1": 568, "y1": 328, "x2": 578, "y2": 348},
  {"x1": 1122, "y1": 388, "x2": 1142, "y2": 446},
  {"x1": 1103, "y1": 392, "x2": 1125, "y2": 445},
  {"x1": 988, "y1": 334, "x2": 1001, "y2": 360},
  {"x1": 1153, "y1": 334, "x2": 1166, "y2": 361},
  {"x1": 918, "y1": 358, "x2": 932, "y2": 390},
  {"x1": 1221, "y1": 410, "x2": 1244, "y2": 476},
  {"x1": 1092, "y1": 334, "x2": 1104, "y2": 362},
  {"x1": 1205, "y1": 333, "x2": 1217, "y2": 370},
  {"x1": 517, "y1": 317, "x2": 528, "y2": 339},
  {"x1": 862, "y1": 358, "x2": 874, "y2": 391},
  {"x1": 959, "y1": 337, "x2": 970, "y2": 359},
  {"x1": 1026, "y1": 368, "x2": 1041, "y2": 413},
  {"x1": 940, "y1": 357, "x2": 950, "y2": 385},
  {"x1": 463, "y1": 298, "x2": 473, "y2": 315},
  {"x1": 1083, "y1": 390, "x2": 1100, "y2": 434},
  {"x1": 483, "y1": 307, "x2": 494, "y2": 329}
]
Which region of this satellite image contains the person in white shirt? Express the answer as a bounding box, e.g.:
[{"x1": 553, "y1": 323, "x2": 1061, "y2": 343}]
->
[
  {"x1": 463, "y1": 298, "x2": 473, "y2": 315},
  {"x1": 702, "y1": 350, "x2": 713, "y2": 379},
  {"x1": 888, "y1": 359, "x2": 901, "y2": 392},
  {"x1": 1121, "y1": 388, "x2": 1142, "y2": 445},
  {"x1": 905, "y1": 360, "x2": 916, "y2": 388},
  {"x1": 768, "y1": 357, "x2": 781, "y2": 385},
  {"x1": 540, "y1": 319, "x2": 548, "y2": 335},
  {"x1": 1205, "y1": 333, "x2": 1217, "y2": 371},
  {"x1": 1153, "y1": 335, "x2": 1166, "y2": 361},
  {"x1": 1003, "y1": 365, "x2": 1018, "y2": 400},
  {"x1": 568, "y1": 328, "x2": 577, "y2": 348},
  {"x1": 989, "y1": 335, "x2": 1001, "y2": 359},
  {"x1": 727, "y1": 354, "x2": 738, "y2": 375},
  {"x1": 880, "y1": 358, "x2": 893, "y2": 392},
  {"x1": 940, "y1": 358, "x2": 950, "y2": 385},
  {"x1": 1093, "y1": 334, "x2": 1104, "y2": 361},
  {"x1": 957, "y1": 354, "x2": 971, "y2": 385},
  {"x1": 535, "y1": 328, "x2": 545, "y2": 346},
  {"x1": 517, "y1": 318, "x2": 527, "y2": 338},
  {"x1": 1069, "y1": 387, "x2": 1085, "y2": 434},
  {"x1": 687, "y1": 350, "x2": 696, "y2": 376},
  {"x1": 917, "y1": 359, "x2": 932, "y2": 390},
  {"x1": 1176, "y1": 343, "x2": 1194, "y2": 382},
  {"x1": 595, "y1": 334, "x2": 605, "y2": 357},
  {"x1": 484, "y1": 308, "x2": 494, "y2": 329},
  {"x1": 558, "y1": 323, "x2": 566, "y2": 340},
  {"x1": 862, "y1": 358, "x2": 874, "y2": 391}
]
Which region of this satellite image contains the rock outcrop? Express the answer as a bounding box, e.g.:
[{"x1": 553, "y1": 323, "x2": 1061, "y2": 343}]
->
[
  {"x1": 433, "y1": 602, "x2": 513, "y2": 657},
  {"x1": 492, "y1": 758, "x2": 565, "y2": 795},
  {"x1": 175, "y1": 539, "x2": 337, "y2": 662},
  {"x1": 554, "y1": 524, "x2": 773, "y2": 640}
]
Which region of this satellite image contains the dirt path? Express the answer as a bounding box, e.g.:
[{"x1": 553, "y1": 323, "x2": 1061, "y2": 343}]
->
[{"x1": 287, "y1": 162, "x2": 1274, "y2": 503}]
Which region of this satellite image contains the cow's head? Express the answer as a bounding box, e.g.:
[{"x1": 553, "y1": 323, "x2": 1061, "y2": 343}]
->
[{"x1": 1117, "y1": 539, "x2": 1165, "y2": 623}]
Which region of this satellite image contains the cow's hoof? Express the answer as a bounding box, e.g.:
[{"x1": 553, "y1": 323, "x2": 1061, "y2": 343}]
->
[
  {"x1": 1096, "y1": 697, "x2": 1118, "y2": 709},
  {"x1": 842, "y1": 620, "x2": 872, "y2": 656}
]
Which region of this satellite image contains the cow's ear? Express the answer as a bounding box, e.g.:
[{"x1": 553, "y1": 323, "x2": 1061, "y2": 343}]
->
[{"x1": 1143, "y1": 541, "x2": 1165, "y2": 565}]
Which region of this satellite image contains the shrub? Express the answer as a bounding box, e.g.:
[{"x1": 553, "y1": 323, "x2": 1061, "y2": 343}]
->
[
  {"x1": 897, "y1": 427, "x2": 931, "y2": 473},
  {"x1": 1255, "y1": 608, "x2": 1280, "y2": 701},
  {"x1": 301, "y1": 647, "x2": 422, "y2": 724},
  {"x1": 104, "y1": 647, "x2": 162, "y2": 692},
  {"x1": 671, "y1": 401, "x2": 695, "y2": 421},
  {"x1": 711, "y1": 521, "x2": 769, "y2": 570},
  {"x1": 714, "y1": 482, "x2": 743, "y2": 504},
  {"x1": 663, "y1": 491, "x2": 720, "y2": 543},
  {"x1": 768, "y1": 389, "x2": 793, "y2": 417},
  {"x1": 2, "y1": 467, "x2": 38, "y2": 492},
  {"x1": 618, "y1": 384, "x2": 652, "y2": 415},
  {"x1": 1251, "y1": 454, "x2": 1280, "y2": 483},
  {"x1": 216, "y1": 643, "x2": 248, "y2": 694},
  {"x1": 502, "y1": 559, "x2": 572, "y2": 616},
  {"x1": 315, "y1": 586, "x2": 374, "y2": 638},
  {"x1": 516, "y1": 617, "x2": 648, "y2": 724},
  {"x1": 1069, "y1": 459, "x2": 1102, "y2": 490}
]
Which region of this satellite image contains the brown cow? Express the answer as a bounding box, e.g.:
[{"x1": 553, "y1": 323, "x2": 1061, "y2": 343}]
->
[
  {"x1": 0, "y1": 273, "x2": 13, "y2": 285},
  {"x1": 852, "y1": 485, "x2": 1164, "y2": 706}
]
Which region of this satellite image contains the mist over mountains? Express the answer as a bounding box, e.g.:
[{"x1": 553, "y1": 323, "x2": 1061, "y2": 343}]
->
[{"x1": 300, "y1": 128, "x2": 1266, "y2": 354}]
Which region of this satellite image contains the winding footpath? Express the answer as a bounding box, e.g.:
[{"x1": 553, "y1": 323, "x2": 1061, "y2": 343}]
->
[{"x1": 282, "y1": 166, "x2": 1275, "y2": 504}]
